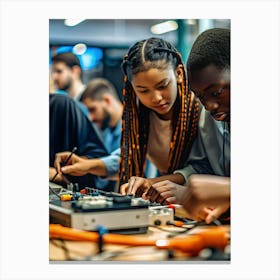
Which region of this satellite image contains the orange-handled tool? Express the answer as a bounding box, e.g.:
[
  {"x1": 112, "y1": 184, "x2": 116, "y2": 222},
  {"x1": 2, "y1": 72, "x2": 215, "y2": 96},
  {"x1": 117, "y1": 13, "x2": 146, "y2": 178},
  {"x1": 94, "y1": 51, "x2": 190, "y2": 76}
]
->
[
  {"x1": 50, "y1": 224, "x2": 228, "y2": 255},
  {"x1": 50, "y1": 224, "x2": 155, "y2": 246},
  {"x1": 155, "y1": 227, "x2": 228, "y2": 256}
]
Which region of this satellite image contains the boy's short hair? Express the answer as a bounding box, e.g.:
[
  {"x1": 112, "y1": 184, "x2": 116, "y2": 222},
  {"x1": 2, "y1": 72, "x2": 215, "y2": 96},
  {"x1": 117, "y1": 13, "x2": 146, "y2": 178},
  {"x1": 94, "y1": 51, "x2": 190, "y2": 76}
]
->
[
  {"x1": 52, "y1": 52, "x2": 81, "y2": 69},
  {"x1": 80, "y1": 78, "x2": 119, "y2": 101},
  {"x1": 187, "y1": 28, "x2": 230, "y2": 72}
]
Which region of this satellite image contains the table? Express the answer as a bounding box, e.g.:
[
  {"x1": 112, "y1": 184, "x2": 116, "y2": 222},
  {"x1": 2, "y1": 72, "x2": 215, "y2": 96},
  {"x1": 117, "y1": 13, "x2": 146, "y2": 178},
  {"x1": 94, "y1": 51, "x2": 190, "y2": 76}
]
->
[{"x1": 49, "y1": 224, "x2": 230, "y2": 262}]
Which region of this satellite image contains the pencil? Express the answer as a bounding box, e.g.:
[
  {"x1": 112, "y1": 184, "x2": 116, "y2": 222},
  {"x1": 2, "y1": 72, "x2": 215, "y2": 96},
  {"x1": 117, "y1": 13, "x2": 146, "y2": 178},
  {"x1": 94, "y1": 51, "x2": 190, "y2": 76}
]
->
[{"x1": 51, "y1": 147, "x2": 77, "y2": 182}]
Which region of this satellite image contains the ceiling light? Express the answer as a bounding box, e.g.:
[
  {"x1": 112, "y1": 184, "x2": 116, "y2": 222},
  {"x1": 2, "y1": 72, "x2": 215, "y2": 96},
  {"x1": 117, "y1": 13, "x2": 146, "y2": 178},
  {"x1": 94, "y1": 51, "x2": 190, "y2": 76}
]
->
[
  {"x1": 186, "y1": 19, "x2": 197, "y2": 25},
  {"x1": 73, "y1": 43, "x2": 87, "y2": 55},
  {"x1": 151, "y1": 20, "x2": 178, "y2": 35},
  {"x1": 64, "y1": 19, "x2": 85, "y2": 27}
]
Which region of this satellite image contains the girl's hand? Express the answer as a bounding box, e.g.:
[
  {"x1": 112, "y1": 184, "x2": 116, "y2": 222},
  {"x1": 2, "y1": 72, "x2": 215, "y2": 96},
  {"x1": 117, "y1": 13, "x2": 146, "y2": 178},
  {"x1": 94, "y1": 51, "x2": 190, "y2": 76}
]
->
[{"x1": 120, "y1": 176, "x2": 152, "y2": 197}]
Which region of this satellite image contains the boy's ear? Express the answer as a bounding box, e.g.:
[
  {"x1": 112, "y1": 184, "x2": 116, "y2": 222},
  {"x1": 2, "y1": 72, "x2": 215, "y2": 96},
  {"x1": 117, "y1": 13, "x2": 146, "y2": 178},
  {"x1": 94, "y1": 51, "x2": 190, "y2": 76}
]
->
[
  {"x1": 72, "y1": 65, "x2": 82, "y2": 78},
  {"x1": 176, "y1": 64, "x2": 184, "y2": 84},
  {"x1": 102, "y1": 93, "x2": 112, "y2": 105}
]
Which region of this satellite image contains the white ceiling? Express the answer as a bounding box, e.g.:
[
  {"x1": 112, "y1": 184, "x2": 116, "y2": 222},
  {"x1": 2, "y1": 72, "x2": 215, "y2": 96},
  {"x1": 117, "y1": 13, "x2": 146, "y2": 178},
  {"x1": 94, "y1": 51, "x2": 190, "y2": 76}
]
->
[{"x1": 49, "y1": 19, "x2": 180, "y2": 48}]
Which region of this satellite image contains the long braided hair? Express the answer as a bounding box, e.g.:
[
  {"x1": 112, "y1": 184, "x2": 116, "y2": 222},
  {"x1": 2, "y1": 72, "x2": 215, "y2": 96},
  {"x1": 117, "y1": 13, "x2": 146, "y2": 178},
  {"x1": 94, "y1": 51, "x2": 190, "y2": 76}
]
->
[{"x1": 119, "y1": 37, "x2": 200, "y2": 186}]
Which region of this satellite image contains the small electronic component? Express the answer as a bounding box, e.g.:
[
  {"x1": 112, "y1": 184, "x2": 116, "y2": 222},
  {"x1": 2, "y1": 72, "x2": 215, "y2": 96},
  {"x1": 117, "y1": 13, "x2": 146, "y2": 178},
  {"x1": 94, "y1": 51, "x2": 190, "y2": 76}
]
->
[
  {"x1": 149, "y1": 206, "x2": 174, "y2": 226},
  {"x1": 60, "y1": 194, "x2": 73, "y2": 201}
]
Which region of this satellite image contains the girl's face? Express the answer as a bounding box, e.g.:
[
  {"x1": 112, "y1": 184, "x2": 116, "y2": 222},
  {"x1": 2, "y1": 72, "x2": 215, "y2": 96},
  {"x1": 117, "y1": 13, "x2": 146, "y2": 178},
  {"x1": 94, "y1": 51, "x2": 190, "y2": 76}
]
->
[{"x1": 131, "y1": 64, "x2": 183, "y2": 120}]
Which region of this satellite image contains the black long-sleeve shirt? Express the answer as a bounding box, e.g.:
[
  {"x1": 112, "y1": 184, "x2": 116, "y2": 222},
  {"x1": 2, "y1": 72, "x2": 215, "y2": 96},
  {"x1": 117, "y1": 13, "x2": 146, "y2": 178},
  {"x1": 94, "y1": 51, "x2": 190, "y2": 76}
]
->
[{"x1": 49, "y1": 94, "x2": 110, "y2": 189}]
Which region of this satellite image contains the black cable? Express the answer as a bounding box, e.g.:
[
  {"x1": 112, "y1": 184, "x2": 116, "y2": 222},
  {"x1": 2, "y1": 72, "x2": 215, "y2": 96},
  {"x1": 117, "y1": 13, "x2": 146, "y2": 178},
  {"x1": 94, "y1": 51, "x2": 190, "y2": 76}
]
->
[
  {"x1": 149, "y1": 225, "x2": 189, "y2": 234},
  {"x1": 187, "y1": 219, "x2": 222, "y2": 231},
  {"x1": 49, "y1": 185, "x2": 61, "y2": 199},
  {"x1": 174, "y1": 216, "x2": 222, "y2": 227},
  {"x1": 50, "y1": 239, "x2": 71, "y2": 260}
]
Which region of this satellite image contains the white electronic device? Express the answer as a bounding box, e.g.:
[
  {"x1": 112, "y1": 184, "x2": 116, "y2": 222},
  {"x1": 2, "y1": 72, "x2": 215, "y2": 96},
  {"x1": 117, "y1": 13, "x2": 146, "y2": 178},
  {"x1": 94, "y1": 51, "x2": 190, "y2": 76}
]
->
[{"x1": 49, "y1": 195, "x2": 150, "y2": 234}]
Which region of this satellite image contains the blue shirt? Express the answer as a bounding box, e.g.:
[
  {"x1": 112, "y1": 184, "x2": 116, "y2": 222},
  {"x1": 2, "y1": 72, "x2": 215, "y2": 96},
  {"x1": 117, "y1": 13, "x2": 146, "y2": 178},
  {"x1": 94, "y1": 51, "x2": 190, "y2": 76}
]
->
[
  {"x1": 102, "y1": 120, "x2": 122, "y2": 153},
  {"x1": 98, "y1": 120, "x2": 122, "y2": 183}
]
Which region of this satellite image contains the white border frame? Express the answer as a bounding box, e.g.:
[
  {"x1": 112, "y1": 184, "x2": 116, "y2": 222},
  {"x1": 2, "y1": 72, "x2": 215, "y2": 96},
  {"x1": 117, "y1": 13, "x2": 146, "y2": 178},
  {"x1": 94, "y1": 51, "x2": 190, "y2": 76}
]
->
[{"x1": 0, "y1": 1, "x2": 279, "y2": 279}]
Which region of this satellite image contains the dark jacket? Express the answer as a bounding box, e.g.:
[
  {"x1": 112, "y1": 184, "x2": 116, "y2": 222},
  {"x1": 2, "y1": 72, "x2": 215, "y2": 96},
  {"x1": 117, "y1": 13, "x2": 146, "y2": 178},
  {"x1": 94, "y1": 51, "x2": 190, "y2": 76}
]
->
[{"x1": 49, "y1": 94, "x2": 110, "y2": 189}]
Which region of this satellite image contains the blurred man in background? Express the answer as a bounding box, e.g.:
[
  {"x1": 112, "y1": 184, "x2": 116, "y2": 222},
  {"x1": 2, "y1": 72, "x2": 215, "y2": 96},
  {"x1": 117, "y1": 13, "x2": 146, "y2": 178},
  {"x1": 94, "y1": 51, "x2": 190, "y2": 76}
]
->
[
  {"x1": 52, "y1": 78, "x2": 123, "y2": 191},
  {"x1": 51, "y1": 52, "x2": 89, "y2": 116},
  {"x1": 80, "y1": 78, "x2": 123, "y2": 152}
]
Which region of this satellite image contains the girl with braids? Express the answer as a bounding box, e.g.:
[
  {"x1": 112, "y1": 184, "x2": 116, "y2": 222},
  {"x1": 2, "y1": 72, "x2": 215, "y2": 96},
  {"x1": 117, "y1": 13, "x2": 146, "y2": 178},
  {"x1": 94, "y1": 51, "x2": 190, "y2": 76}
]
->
[
  {"x1": 119, "y1": 37, "x2": 230, "y2": 206},
  {"x1": 119, "y1": 37, "x2": 201, "y2": 197},
  {"x1": 142, "y1": 29, "x2": 231, "y2": 223}
]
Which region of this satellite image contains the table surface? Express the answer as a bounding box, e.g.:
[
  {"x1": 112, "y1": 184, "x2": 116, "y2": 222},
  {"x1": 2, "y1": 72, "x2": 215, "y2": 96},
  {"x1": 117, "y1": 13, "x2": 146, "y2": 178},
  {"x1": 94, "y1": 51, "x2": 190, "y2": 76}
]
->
[
  {"x1": 49, "y1": 224, "x2": 230, "y2": 262},
  {"x1": 49, "y1": 187, "x2": 230, "y2": 262}
]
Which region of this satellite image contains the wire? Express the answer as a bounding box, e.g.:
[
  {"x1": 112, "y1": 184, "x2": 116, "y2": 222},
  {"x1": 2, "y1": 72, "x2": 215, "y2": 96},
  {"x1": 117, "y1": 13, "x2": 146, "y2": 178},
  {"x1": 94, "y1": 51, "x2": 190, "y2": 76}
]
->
[
  {"x1": 187, "y1": 220, "x2": 222, "y2": 231},
  {"x1": 51, "y1": 147, "x2": 77, "y2": 182},
  {"x1": 174, "y1": 216, "x2": 222, "y2": 227},
  {"x1": 50, "y1": 239, "x2": 71, "y2": 260},
  {"x1": 85, "y1": 250, "x2": 127, "y2": 261},
  {"x1": 149, "y1": 225, "x2": 189, "y2": 234},
  {"x1": 174, "y1": 216, "x2": 200, "y2": 225},
  {"x1": 49, "y1": 185, "x2": 61, "y2": 199}
]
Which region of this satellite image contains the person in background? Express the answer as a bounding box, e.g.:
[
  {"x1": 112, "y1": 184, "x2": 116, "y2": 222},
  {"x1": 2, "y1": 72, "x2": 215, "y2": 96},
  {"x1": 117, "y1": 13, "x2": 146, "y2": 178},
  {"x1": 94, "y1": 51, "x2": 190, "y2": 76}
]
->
[
  {"x1": 80, "y1": 78, "x2": 123, "y2": 153},
  {"x1": 78, "y1": 78, "x2": 123, "y2": 190},
  {"x1": 49, "y1": 93, "x2": 117, "y2": 191},
  {"x1": 118, "y1": 37, "x2": 228, "y2": 198},
  {"x1": 51, "y1": 52, "x2": 85, "y2": 100},
  {"x1": 51, "y1": 52, "x2": 88, "y2": 115},
  {"x1": 49, "y1": 71, "x2": 56, "y2": 93},
  {"x1": 51, "y1": 78, "x2": 122, "y2": 188}
]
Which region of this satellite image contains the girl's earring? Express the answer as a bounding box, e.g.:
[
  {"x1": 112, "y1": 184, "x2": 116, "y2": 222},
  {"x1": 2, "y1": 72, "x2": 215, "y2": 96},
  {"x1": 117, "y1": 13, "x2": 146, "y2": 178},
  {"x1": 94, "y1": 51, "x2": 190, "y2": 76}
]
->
[
  {"x1": 176, "y1": 74, "x2": 183, "y2": 84},
  {"x1": 176, "y1": 67, "x2": 184, "y2": 83}
]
